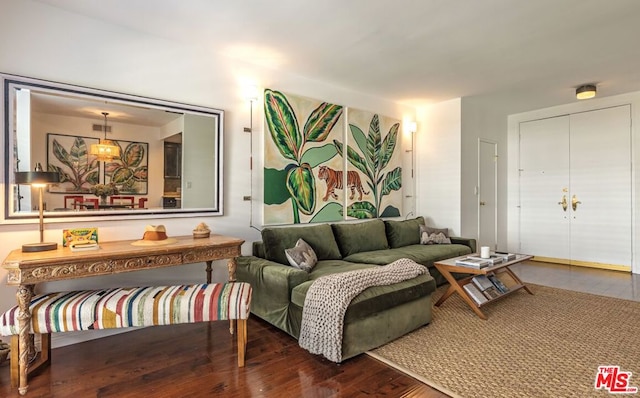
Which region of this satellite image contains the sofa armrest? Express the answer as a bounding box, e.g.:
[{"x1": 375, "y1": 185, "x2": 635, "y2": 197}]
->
[
  {"x1": 236, "y1": 256, "x2": 309, "y2": 330},
  {"x1": 450, "y1": 237, "x2": 476, "y2": 253}
]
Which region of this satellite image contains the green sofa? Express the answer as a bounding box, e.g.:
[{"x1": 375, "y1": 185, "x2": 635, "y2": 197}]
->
[{"x1": 236, "y1": 217, "x2": 476, "y2": 361}]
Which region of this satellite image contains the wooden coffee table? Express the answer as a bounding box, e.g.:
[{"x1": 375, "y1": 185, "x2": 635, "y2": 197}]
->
[{"x1": 433, "y1": 254, "x2": 533, "y2": 319}]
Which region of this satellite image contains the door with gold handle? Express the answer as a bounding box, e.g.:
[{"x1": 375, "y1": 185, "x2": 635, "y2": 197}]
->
[
  {"x1": 572, "y1": 195, "x2": 582, "y2": 211},
  {"x1": 557, "y1": 195, "x2": 568, "y2": 212}
]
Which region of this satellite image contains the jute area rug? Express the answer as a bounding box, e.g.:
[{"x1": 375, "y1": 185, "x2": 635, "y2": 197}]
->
[{"x1": 368, "y1": 285, "x2": 640, "y2": 398}]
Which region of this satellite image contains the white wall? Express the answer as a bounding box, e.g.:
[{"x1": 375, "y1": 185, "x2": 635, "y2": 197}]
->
[
  {"x1": 415, "y1": 98, "x2": 462, "y2": 235},
  {"x1": 0, "y1": 0, "x2": 415, "y2": 347}
]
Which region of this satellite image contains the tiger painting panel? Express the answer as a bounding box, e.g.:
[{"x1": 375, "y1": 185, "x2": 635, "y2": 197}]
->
[
  {"x1": 263, "y1": 89, "x2": 346, "y2": 225},
  {"x1": 343, "y1": 108, "x2": 403, "y2": 219}
]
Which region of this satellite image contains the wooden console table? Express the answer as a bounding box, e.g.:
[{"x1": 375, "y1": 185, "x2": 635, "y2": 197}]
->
[{"x1": 2, "y1": 234, "x2": 244, "y2": 395}]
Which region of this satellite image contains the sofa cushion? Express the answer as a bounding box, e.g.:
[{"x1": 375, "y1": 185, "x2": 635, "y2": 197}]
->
[
  {"x1": 331, "y1": 219, "x2": 389, "y2": 257},
  {"x1": 420, "y1": 225, "x2": 451, "y2": 244},
  {"x1": 285, "y1": 239, "x2": 318, "y2": 272},
  {"x1": 291, "y1": 272, "x2": 436, "y2": 323},
  {"x1": 262, "y1": 224, "x2": 342, "y2": 265},
  {"x1": 343, "y1": 244, "x2": 472, "y2": 268},
  {"x1": 385, "y1": 217, "x2": 425, "y2": 248}
]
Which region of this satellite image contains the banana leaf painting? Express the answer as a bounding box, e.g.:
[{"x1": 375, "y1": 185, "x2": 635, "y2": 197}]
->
[
  {"x1": 46, "y1": 133, "x2": 100, "y2": 193},
  {"x1": 103, "y1": 140, "x2": 149, "y2": 194},
  {"x1": 263, "y1": 89, "x2": 345, "y2": 224},
  {"x1": 335, "y1": 109, "x2": 403, "y2": 219}
]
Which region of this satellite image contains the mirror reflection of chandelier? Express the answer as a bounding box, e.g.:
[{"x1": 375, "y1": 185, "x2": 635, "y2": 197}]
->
[{"x1": 90, "y1": 112, "x2": 120, "y2": 161}]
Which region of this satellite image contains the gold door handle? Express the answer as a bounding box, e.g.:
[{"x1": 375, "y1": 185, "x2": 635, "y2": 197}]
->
[
  {"x1": 572, "y1": 195, "x2": 582, "y2": 211},
  {"x1": 557, "y1": 195, "x2": 568, "y2": 212}
]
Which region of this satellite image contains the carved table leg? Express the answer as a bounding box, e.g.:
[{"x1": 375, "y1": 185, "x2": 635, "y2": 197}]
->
[
  {"x1": 228, "y1": 257, "x2": 238, "y2": 334},
  {"x1": 205, "y1": 260, "x2": 213, "y2": 284},
  {"x1": 227, "y1": 257, "x2": 237, "y2": 282},
  {"x1": 17, "y1": 284, "x2": 34, "y2": 395}
]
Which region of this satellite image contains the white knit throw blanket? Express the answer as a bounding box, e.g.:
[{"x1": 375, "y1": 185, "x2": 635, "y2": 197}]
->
[{"x1": 298, "y1": 258, "x2": 426, "y2": 362}]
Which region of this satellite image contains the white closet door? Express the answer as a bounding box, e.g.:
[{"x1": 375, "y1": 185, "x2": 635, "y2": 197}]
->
[
  {"x1": 569, "y1": 105, "x2": 631, "y2": 267},
  {"x1": 478, "y1": 140, "x2": 497, "y2": 250},
  {"x1": 519, "y1": 116, "x2": 570, "y2": 259}
]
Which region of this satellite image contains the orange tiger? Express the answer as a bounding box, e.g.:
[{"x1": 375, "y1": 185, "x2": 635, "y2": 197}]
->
[{"x1": 318, "y1": 166, "x2": 369, "y2": 202}]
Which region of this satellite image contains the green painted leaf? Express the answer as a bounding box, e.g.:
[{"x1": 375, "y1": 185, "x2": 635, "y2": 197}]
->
[
  {"x1": 286, "y1": 164, "x2": 316, "y2": 215},
  {"x1": 333, "y1": 140, "x2": 370, "y2": 177},
  {"x1": 300, "y1": 144, "x2": 337, "y2": 168},
  {"x1": 381, "y1": 166, "x2": 402, "y2": 196},
  {"x1": 310, "y1": 202, "x2": 344, "y2": 223},
  {"x1": 264, "y1": 89, "x2": 301, "y2": 161},
  {"x1": 111, "y1": 167, "x2": 134, "y2": 184},
  {"x1": 264, "y1": 167, "x2": 291, "y2": 205},
  {"x1": 52, "y1": 139, "x2": 73, "y2": 169},
  {"x1": 346, "y1": 201, "x2": 377, "y2": 219},
  {"x1": 86, "y1": 170, "x2": 99, "y2": 185},
  {"x1": 379, "y1": 123, "x2": 399, "y2": 171},
  {"x1": 366, "y1": 114, "x2": 381, "y2": 174},
  {"x1": 349, "y1": 124, "x2": 367, "y2": 155},
  {"x1": 132, "y1": 166, "x2": 148, "y2": 182},
  {"x1": 304, "y1": 103, "x2": 343, "y2": 142},
  {"x1": 122, "y1": 143, "x2": 145, "y2": 168},
  {"x1": 380, "y1": 205, "x2": 401, "y2": 218},
  {"x1": 69, "y1": 137, "x2": 89, "y2": 167}
]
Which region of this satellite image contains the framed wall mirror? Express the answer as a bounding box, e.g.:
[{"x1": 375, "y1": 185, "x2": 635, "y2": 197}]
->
[{"x1": 2, "y1": 74, "x2": 224, "y2": 220}]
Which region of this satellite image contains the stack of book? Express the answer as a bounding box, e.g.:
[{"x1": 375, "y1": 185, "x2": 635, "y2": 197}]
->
[
  {"x1": 464, "y1": 274, "x2": 511, "y2": 304},
  {"x1": 455, "y1": 257, "x2": 490, "y2": 269},
  {"x1": 466, "y1": 254, "x2": 503, "y2": 266},
  {"x1": 494, "y1": 252, "x2": 517, "y2": 261}
]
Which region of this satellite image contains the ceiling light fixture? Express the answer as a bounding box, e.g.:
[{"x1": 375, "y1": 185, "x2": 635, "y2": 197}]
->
[
  {"x1": 576, "y1": 84, "x2": 597, "y2": 100},
  {"x1": 90, "y1": 112, "x2": 120, "y2": 161}
]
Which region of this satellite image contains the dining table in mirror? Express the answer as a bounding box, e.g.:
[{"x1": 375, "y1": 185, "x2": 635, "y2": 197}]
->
[{"x1": 1, "y1": 74, "x2": 224, "y2": 220}]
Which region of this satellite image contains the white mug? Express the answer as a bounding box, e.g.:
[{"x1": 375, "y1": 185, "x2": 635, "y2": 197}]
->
[{"x1": 480, "y1": 246, "x2": 491, "y2": 259}]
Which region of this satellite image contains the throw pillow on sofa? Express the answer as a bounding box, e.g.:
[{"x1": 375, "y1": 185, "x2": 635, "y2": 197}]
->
[
  {"x1": 420, "y1": 225, "x2": 451, "y2": 245},
  {"x1": 262, "y1": 223, "x2": 342, "y2": 266},
  {"x1": 285, "y1": 238, "x2": 318, "y2": 272},
  {"x1": 384, "y1": 216, "x2": 425, "y2": 248}
]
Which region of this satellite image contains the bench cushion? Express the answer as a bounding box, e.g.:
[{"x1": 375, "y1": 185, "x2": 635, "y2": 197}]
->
[{"x1": 0, "y1": 283, "x2": 252, "y2": 336}]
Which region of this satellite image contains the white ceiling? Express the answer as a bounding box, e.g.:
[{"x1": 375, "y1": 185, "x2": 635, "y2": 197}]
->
[{"x1": 36, "y1": 0, "x2": 640, "y2": 112}]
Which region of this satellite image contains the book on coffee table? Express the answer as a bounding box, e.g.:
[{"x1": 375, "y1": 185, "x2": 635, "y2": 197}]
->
[
  {"x1": 472, "y1": 275, "x2": 495, "y2": 291},
  {"x1": 488, "y1": 274, "x2": 509, "y2": 294},
  {"x1": 468, "y1": 255, "x2": 503, "y2": 266},
  {"x1": 455, "y1": 257, "x2": 490, "y2": 269},
  {"x1": 463, "y1": 283, "x2": 489, "y2": 305}
]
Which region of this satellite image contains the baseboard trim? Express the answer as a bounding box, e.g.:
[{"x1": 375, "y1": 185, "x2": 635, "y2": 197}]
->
[{"x1": 532, "y1": 256, "x2": 631, "y2": 272}]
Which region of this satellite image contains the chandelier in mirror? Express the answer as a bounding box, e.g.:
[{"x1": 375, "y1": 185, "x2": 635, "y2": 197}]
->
[{"x1": 90, "y1": 112, "x2": 120, "y2": 161}]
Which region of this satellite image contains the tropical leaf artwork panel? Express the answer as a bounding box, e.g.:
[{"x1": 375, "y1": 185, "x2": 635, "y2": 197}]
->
[
  {"x1": 338, "y1": 109, "x2": 403, "y2": 219},
  {"x1": 46, "y1": 133, "x2": 101, "y2": 193},
  {"x1": 263, "y1": 89, "x2": 345, "y2": 225},
  {"x1": 103, "y1": 140, "x2": 149, "y2": 194}
]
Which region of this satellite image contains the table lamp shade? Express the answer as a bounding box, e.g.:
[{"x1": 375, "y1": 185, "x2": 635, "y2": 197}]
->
[{"x1": 15, "y1": 171, "x2": 60, "y2": 185}]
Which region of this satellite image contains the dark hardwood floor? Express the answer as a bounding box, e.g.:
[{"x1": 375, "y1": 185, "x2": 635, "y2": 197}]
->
[{"x1": 0, "y1": 317, "x2": 447, "y2": 397}]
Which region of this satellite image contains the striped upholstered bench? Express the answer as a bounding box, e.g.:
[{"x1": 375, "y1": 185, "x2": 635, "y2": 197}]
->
[{"x1": 0, "y1": 283, "x2": 252, "y2": 387}]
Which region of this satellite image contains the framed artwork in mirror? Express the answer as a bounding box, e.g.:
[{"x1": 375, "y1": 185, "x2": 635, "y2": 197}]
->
[
  {"x1": 104, "y1": 140, "x2": 149, "y2": 195},
  {"x1": 46, "y1": 133, "x2": 100, "y2": 194}
]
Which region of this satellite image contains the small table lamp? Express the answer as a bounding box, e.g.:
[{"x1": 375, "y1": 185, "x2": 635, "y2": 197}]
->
[{"x1": 15, "y1": 163, "x2": 60, "y2": 252}]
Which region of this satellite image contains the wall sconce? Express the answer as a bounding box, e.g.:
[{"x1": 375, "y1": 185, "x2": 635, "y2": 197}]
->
[
  {"x1": 406, "y1": 121, "x2": 417, "y2": 178},
  {"x1": 576, "y1": 84, "x2": 597, "y2": 100},
  {"x1": 243, "y1": 86, "x2": 258, "y2": 134},
  {"x1": 15, "y1": 163, "x2": 60, "y2": 252}
]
